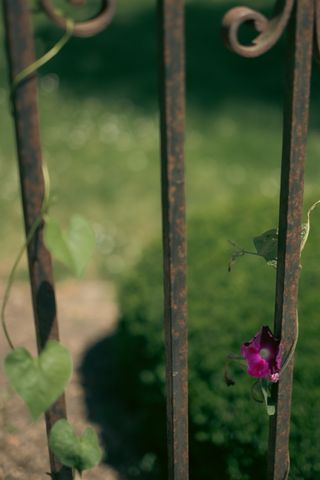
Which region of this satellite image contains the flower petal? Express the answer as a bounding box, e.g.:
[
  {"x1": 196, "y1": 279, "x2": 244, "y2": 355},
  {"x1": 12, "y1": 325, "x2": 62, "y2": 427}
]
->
[{"x1": 241, "y1": 325, "x2": 282, "y2": 382}]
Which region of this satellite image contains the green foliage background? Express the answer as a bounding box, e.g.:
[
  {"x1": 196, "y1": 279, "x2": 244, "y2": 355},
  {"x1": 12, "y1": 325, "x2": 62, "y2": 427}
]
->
[
  {"x1": 115, "y1": 203, "x2": 320, "y2": 479},
  {"x1": 2, "y1": 0, "x2": 320, "y2": 279}
]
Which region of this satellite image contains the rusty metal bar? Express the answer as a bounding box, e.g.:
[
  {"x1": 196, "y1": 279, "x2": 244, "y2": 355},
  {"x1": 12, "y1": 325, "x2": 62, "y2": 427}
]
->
[
  {"x1": 2, "y1": 2, "x2": 72, "y2": 479},
  {"x1": 268, "y1": 0, "x2": 314, "y2": 478},
  {"x1": 158, "y1": 0, "x2": 189, "y2": 478},
  {"x1": 39, "y1": 0, "x2": 116, "y2": 37}
]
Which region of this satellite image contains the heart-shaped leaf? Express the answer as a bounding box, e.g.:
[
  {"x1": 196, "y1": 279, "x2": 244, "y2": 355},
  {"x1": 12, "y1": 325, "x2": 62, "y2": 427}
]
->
[
  {"x1": 4, "y1": 341, "x2": 72, "y2": 420},
  {"x1": 253, "y1": 228, "x2": 278, "y2": 267},
  {"x1": 44, "y1": 215, "x2": 96, "y2": 276},
  {"x1": 49, "y1": 419, "x2": 102, "y2": 473}
]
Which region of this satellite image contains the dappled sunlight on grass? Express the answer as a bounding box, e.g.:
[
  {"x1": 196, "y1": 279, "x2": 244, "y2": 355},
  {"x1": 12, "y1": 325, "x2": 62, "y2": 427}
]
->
[{"x1": 0, "y1": 0, "x2": 320, "y2": 280}]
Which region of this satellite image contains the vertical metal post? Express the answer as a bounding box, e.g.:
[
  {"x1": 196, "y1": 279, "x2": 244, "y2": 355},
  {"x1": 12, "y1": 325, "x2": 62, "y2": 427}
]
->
[
  {"x1": 268, "y1": 0, "x2": 314, "y2": 478},
  {"x1": 2, "y1": 1, "x2": 72, "y2": 478},
  {"x1": 158, "y1": 1, "x2": 189, "y2": 478}
]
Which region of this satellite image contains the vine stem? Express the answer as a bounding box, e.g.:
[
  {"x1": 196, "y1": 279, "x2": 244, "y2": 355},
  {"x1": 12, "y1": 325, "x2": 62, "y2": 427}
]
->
[
  {"x1": 1, "y1": 213, "x2": 43, "y2": 350},
  {"x1": 279, "y1": 309, "x2": 299, "y2": 378},
  {"x1": 228, "y1": 240, "x2": 259, "y2": 257},
  {"x1": 11, "y1": 18, "x2": 74, "y2": 93},
  {"x1": 276, "y1": 200, "x2": 320, "y2": 376},
  {"x1": 2, "y1": 4, "x2": 69, "y2": 350},
  {"x1": 278, "y1": 200, "x2": 320, "y2": 376},
  {"x1": 1, "y1": 158, "x2": 51, "y2": 349},
  {"x1": 300, "y1": 199, "x2": 320, "y2": 252},
  {"x1": 1, "y1": 161, "x2": 50, "y2": 350},
  {"x1": 1, "y1": 137, "x2": 52, "y2": 350}
]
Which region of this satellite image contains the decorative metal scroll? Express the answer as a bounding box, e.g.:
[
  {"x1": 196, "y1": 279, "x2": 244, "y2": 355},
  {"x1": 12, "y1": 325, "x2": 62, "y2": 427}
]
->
[
  {"x1": 40, "y1": 0, "x2": 116, "y2": 37},
  {"x1": 222, "y1": 0, "x2": 294, "y2": 57}
]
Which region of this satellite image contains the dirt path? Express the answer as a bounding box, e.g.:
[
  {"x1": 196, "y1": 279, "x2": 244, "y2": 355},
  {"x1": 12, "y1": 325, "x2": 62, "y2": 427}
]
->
[{"x1": 0, "y1": 280, "x2": 120, "y2": 480}]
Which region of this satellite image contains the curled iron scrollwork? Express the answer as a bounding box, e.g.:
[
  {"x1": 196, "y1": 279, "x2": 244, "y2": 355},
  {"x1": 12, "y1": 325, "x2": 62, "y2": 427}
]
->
[
  {"x1": 39, "y1": 0, "x2": 116, "y2": 37},
  {"x1": 222, "y1": 0, "x2": 294, "y2": 58}
]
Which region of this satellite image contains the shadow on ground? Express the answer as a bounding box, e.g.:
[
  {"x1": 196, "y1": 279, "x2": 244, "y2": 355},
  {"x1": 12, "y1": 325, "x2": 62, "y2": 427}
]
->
[
  {"x1": 79, "y1": 331, "x2": 167, "y2": 480},
  {"x1": 79, "y1": 326, "x2": 264, "y2": 480},
  {"x1": 79, "y1": 330, "x2": 232, "y2": 480}
]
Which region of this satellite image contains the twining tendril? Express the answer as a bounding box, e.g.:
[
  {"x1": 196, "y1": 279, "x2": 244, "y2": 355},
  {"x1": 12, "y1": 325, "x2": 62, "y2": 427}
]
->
[
  {"x1": 278, "y1": 309, "x2": 298, "y2": 379},
  {"x1": 1, "y1": 164, "x2": 51, "y2": 351},
  {"x1": 39, "y1": 0, "x2": 116, "y2": 37},
  {"x1": 222, "y1": 0, "x2": 294, "y2": 58},
  {"x1": 12, "y1": 19, "x2": 74, "y2": 93},
  {"x1": 1, "y1": 214, "x2": 44, "y2": 350}
]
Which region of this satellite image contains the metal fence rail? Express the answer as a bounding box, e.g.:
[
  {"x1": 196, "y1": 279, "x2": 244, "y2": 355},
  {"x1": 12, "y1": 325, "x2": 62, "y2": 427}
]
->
[
  {"x1": 222, "y1": 0, "x2": 314, "y2": 478},
  {"x1": 158, "y1": 1, "x2": 189, "y2": 478},
  {"x1": 2, "y1": 0, "x2": 317, "y2": 478},
  {"x1": 3, "y1": 2, "x2": 72, "y2": 478},
  {"x1": 269, "y1": 1, "x2": 313, "y2": 478}
]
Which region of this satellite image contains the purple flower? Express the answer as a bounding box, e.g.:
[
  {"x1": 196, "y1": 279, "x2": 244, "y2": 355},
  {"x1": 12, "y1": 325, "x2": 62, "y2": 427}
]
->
[{"x1": 241, "y1": 326, "x2": 282, "y2": 383}]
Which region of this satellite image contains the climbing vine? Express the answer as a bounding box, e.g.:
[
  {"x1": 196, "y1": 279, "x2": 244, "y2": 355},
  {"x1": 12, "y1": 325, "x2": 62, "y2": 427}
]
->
[
  {"x1": 226, "y1": 199, "x2": 320, "y2": 417},
  {"x1": 2, "y1": 6, "x2": 103, "y2": 478}
]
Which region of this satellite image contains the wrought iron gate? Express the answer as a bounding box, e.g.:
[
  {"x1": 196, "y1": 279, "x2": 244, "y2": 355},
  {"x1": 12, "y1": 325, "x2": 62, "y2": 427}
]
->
[{"x1": 1, "y1": 0, "x2": 315, "y2": 479}]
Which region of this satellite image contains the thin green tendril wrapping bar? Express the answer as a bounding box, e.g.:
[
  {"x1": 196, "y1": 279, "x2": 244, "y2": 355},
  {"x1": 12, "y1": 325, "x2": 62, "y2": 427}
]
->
[
  {"x1": 1, "y1": 214, "x2": 43, "y2": 350},
  {"x1": 11, "y1": 17, "x2": 74, "y2": 93},
  {"x1": 2, "y1": 16, "x2": 73, "y2": 350}
]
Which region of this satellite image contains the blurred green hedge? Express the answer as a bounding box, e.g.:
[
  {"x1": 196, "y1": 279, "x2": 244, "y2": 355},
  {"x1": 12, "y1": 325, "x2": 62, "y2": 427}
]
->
[{"x1": 115, "y1": 199, "x2": 320, "y2": 479}]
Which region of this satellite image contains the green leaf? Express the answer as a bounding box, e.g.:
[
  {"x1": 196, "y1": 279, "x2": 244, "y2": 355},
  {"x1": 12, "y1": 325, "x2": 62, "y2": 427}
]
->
[
  {"x1": 44, "y1": 218, "x2": 74, "y2": 270},
  {"x1": 4, "y1": 341, "x2": 72, "y2": 420},
  {"x1": 44, "y1": 215, "x2": 96, "y2": 276},
  {"x1": 266, "y1": 403, "x2": 275, "y2": 416},
  {"x1": 253, "y1": 228, "x2": 278, "y2": 267},
  {"x1": 49, "y1": 419, "x2": 102, "y2": 473},
  {"x1": 260, "y1": 380, "x2": 275, "y2": 416}
]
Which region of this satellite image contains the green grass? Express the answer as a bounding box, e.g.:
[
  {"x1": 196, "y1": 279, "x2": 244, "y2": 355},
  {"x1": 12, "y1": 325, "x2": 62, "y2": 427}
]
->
[
  {"x1": 0, "y1": 0, "x2": 320, "y2": 280},
  {"x1": 105, "y1": 204, "x2": 320, "y2": 479}
]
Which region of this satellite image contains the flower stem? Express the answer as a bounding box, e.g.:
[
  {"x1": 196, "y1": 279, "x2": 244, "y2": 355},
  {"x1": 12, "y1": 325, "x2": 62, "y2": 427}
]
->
[{"x1": 251, "y1": 380, "x2": 263, "y2": 403}]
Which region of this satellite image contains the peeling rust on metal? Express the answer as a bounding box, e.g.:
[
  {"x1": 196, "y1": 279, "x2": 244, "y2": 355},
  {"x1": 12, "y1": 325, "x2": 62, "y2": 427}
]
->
[
  {"x1": 221, "y1": 0, "x2": 294, "y2": 58},
  {"x1": 158, "y1": 0, "x2": 189, "y2": 478},
  {"x1": 2, "y1": 1, "x2": 72, "y2": 478},
  {"x1": 268, "y1": 1, "x2": 314, "y2": 478},
  {"x1": 40, "y1": 0, "x2": 116, "y2": 38},
  {"x1": 222, "y1": 0, "x2": 315, "y2": 478}
]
